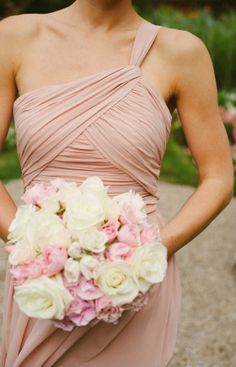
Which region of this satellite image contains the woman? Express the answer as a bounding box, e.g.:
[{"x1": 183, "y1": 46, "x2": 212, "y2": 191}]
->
[{"x1": 0, "y1": 0, "x2": 234, "y2": 366}]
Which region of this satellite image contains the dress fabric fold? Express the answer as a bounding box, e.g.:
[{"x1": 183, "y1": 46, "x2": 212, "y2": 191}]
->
[{"x1": 0, "y1": 19, "x2": 182, "y2": 367}]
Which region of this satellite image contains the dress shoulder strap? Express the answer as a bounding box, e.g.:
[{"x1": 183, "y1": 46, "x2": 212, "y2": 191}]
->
[{"x1": 130, "y1": 20, "x2": 162, "y2": 67}]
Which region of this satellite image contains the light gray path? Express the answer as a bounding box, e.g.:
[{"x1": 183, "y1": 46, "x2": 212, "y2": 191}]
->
[{"x1": 0, "y1": 179, "x2": 235, "y2": 366}]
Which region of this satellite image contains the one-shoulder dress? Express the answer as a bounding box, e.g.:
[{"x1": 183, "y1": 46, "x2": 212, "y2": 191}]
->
[{"x1": 0, "y1": 19, "x2": 182, "y2": 367}]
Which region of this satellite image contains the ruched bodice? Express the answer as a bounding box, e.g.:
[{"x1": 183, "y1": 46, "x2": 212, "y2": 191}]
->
[
  {"x1": 13, "y1": 20, "x2": 172, "y2": 217},
  {"x1": 0, "y1": 19, "x2": 182, "y2": 367}
]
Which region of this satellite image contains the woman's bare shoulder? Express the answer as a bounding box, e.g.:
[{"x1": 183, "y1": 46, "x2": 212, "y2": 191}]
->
[
  {"x1": 155, "y1": 25, "x2": 209, "y2": 64},
  {"x1": 0, "y1": 8, "x2": 73, "y2": 56},
  {"x1": 0, "y1": 13, "x2": 45, "y2": 76},
  {"x1": 0, "y1": 13, "x2": 44, "y2": 41},
  {"x1": 152, "y1": 24, "x2": 214, "y2": 95}
]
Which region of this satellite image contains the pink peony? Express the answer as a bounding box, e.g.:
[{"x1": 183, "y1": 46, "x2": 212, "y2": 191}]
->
[
  {"x1": 76, "y1": 276, "x2": 103, "y2": 300},
  {"x1": 67, "y1": 296, "x2": 97, "y2": 327},
  {"x1": 68, "y1": 296, "x2": 88, "y2": 314},
  {"x1": 10, "y1": 258, "x2": 42, "y2": 285},
  {"x1": 117, "y1": 223, "x2": 141, "y2": 247},
  {"x1": 40, "y1": 245, "x2": 68, "y2": 276},
  {"x1": 107, "y1": 242, "x2": 134, "y2": 262},
  {"x1": 140, "y1": 223, "x2": 161, "y2": 244},
  {"x1": 101, "y1": 220, "x2": 120, "y2": 243},
  {"x1": 95, "y1": 295, "x2": 123, "y2": 324},
  {"x1": 63, "y1": 278, "x2": 79, "y2": 298},
  {"x1": 21, "y1": 183, "x2": 57, "y2": 205},
  {"x1": 119, "y1": 203, "x2": 145, "y2": 225}
]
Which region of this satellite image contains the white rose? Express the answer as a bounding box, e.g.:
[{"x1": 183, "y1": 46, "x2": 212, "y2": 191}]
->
[
  {"x1": 80, "y1": 176, "x2": 108, "y2": 195},
  {"x1": 8, "y1": 240, "x2": 36, "y2": 265},
  {"x1": 103, "y1": 197, "x2": 121, "y2": 222},
  {"x1": 55, "y1": 181, "x2": 79, "y2": 207},
  {"x1": 131, "y1": 242, "x2": 168, "y2": 293},
  {"x1": 7, "y1": 204, "x2": 37, "y2": 244},
  {"x1": 14, "y1": 274, "x2": 73, "y2": 320},
  {"x1": 112, "y1": 190, "x2": 147, "y2": 220},
  {"x1": 68, "y1": 241, "x2": 83, "y2": 259},
  {"x1": 80, "y1": 176, "x2": 118, "y2": 222},
  {"x1": 64, "y1": 258, "x2": 81, "y2": 283},
  {"x1": 76, "y1": 228, "x2": 108, "y2": 253},
  {"x1": 80, "y1": 255, "x2": 100, "y2": 280},
  {"x1": 38, "y1": 197, "x2": 60, "y2": 214},
  {"x1": 95, "y1": 261, "x2": 139, "y2": 306},
  {"x1": 63, "y1": 190, "x2": 106, "y2": 232},
  {"x1": 25, "y1": 210, "x2": 71, "y2": 252}
]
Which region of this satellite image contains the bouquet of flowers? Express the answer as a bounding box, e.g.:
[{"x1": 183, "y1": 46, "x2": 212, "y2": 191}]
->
[{"x1": 4, "y1": 176, "x2": 168, "y2": 331}]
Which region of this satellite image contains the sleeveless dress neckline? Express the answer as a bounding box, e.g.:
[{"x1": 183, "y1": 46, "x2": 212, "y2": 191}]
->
[
  {"x1": 13, "y1": 19, "x2": 172, "y2": 120},
  {"x1": 13, "y1": 64, "x2": 172, "y2": 121},
  {"x1": 13, "y1": 19, "x2": 147, "y2": 105}
]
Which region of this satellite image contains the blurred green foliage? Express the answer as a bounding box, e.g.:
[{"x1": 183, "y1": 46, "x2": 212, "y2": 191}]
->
[
  {"x1": 218, "y1": 90, "x2": 236, "y2": 108},
  {"x1": 0, "y1": 148, "x2": 21, "y2": 182},
  {"x1": 3, "y1": 121, "x2": 16, "y2": 151},
  {"x1": 160, "y1": 135, "x2": 199, "y2": 187}
]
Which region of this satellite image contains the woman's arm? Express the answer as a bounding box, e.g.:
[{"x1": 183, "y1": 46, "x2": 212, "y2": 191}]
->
[
  {"x1": 0, "y1": 18, "x2": 19, "y2": 242},
  {"x1": 159, "y1": 30, "x2": 234, "y2": 260}
]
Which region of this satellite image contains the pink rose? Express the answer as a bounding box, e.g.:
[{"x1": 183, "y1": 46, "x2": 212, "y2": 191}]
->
[
  {"x1": 10, "y1": 258, "x2": 42, "y2": 285},
  {"x1": 69, "y1": 307, "x2": 96, "y2": 326},
  {"x1": 140, "y1": 223, "x2": 161, "y2": 244},
  {"x1": 21, "y1": 183, "x2": 57, "y2": 205},
  {"x1": 76, "y1": 276, "x2": 103, "y2": 300},
  {"x1": 107, "y1": 242, "x2": 134, "y2": 262},
  {"x1": 117, "y1": 223, "x2": 141, "y2": 247},
  {"x1": 68, "y1": 296, "x2": 88, "y2": 314},
  {"x1": 63, "y1": 281, "x2": 78, "y2": 298},
  {"x1": 119, "y1": 203, "x2": 145, "y2": 225},
  {"x1": 101, "y1": 220, "x2": 119, "y2": 243},
  {"x1": 67, "y1": 297, "x2": 97, "y2": 326},
  {"x1": 95, "y1": 295, "x2": 123, "y2": 324},
  {"x1": 40, "y1": 245, "x2": 68, "y2": 276}
]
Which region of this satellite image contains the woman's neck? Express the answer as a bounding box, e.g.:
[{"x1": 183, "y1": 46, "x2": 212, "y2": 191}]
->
[{"x1": 69, "y1": 0, "x2": 141, "y2": 31}]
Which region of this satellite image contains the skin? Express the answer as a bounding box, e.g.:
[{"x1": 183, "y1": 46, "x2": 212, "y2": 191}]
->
[{"x1": 0, "y1": 0, "x2": 234, "y2": 260}]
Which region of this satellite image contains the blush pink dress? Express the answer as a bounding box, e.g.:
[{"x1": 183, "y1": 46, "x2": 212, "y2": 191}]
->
[{"x1": 0, "y1": 19, "x2": 182, "y2": 367}]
